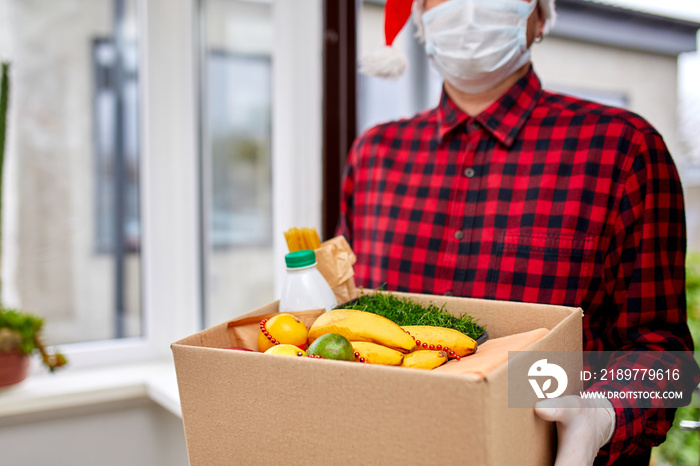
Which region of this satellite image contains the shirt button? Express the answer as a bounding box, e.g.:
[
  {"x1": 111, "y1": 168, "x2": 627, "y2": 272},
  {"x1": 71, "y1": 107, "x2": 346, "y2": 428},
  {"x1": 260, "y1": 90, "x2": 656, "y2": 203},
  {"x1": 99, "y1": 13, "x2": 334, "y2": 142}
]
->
[
  {"x1": 469, "y1": 121, "x2": 480, "y2": 131},
  {"x1": 444, "y1": 291, "x2": 453, "y2": 297},
  {"x1": 464, "y1": 167, "x2": 475, "y2": 178},
  {"x1": 454, "y1": 230, "x2": 464, "y2": 240}
]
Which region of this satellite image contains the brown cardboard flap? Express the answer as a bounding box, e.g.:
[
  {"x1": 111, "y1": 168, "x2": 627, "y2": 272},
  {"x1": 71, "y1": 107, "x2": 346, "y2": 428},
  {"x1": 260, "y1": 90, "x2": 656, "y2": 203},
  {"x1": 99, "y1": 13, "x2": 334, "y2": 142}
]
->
[
  {"x1": 173, "y1": 320, "x2": 231, "y2": 348},
  {"x1": 226, "y1": 309, "x2": 324, "y2": 349},
  {"x1": 433, "y1": 328, "x2": 549, "y2": 378}
]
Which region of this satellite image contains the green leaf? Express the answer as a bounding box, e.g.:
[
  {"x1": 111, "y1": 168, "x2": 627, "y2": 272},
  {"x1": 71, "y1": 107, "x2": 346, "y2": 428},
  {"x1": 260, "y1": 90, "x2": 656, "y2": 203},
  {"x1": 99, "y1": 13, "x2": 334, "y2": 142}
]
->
[{"x1": 336, "y1": 289, "x2": 485, "y2": 340}]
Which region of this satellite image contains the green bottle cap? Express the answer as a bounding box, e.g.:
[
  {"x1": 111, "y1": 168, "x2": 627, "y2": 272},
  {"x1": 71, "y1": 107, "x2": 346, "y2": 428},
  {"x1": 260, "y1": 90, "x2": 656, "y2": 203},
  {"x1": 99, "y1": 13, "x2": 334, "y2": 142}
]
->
[{"x1": 285, "y1": 250, "x2": 316, "y2": 268}]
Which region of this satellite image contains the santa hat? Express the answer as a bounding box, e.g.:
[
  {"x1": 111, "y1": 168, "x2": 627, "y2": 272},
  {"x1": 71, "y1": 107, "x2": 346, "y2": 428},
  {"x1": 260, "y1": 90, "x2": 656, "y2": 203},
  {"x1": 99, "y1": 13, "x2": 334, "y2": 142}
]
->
[
  {"x1": 359, "y1": 0, "x2": 414, "y2": 80},
  {"x1": 360, "y1": 0, "x2": 557, "y2": 80}
]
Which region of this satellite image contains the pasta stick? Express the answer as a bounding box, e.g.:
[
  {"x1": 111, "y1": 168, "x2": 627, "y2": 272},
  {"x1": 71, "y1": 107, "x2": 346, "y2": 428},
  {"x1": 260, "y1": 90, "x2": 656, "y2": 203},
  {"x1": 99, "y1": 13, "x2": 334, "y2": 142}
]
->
[
  {"x1": 306, "y1": 227, "x2": 321, "y2": 250},
  {"x1": 284, "y1": 228, "x2": 299, "y2": 252},
  {"x1": 284, "y1": 227, "x2": 322, "y2": 252}
]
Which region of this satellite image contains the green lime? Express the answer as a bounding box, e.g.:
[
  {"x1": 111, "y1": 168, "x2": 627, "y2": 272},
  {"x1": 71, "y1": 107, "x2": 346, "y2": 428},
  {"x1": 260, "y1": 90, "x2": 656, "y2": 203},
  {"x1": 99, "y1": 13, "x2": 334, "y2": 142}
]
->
[{"x1": 306, "y1": 333, "x2": 355, "y2": 361}]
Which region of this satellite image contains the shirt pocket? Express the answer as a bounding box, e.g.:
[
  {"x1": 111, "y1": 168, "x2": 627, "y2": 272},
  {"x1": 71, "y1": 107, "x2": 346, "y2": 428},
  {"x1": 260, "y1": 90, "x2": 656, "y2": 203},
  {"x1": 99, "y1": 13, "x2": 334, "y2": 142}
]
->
[{"x1": 486, "y1": 229, "x2": 596, "y2": 307}]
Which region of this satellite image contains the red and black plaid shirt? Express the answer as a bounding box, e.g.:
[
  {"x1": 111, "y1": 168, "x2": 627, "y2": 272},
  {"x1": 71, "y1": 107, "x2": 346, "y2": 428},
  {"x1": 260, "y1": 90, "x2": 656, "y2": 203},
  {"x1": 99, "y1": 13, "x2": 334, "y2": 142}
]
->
[{"x1": 338, "y1": 67, "x2": 693, "y2": 464}]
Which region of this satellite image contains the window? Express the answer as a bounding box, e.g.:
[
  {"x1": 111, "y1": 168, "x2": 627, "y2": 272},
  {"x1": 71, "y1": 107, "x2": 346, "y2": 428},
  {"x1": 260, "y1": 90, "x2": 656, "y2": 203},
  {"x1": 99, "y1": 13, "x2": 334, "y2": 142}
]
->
[
  {"x1": 206, "y1": 52, "x2": 272, "y2": 248},
  {"x1": 199, "y1": 0, "x2": 276, "y2": 327},
  {"x1": 0, "y1": 0, "x2": 323, "y2": 369},
  {"x1": 93, "y1": 38, "x2": 142, "y2": 255},
  {"x1": 1, "y1": 0, "x2": 142, "y2": 345}
]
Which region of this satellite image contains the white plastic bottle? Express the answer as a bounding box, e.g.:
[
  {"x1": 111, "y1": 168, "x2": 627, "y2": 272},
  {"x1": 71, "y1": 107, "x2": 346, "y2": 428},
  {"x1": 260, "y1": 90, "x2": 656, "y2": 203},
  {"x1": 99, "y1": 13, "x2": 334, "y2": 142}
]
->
[{"x1": 279, "y1": 250, "x2": 338, "y2": 313}]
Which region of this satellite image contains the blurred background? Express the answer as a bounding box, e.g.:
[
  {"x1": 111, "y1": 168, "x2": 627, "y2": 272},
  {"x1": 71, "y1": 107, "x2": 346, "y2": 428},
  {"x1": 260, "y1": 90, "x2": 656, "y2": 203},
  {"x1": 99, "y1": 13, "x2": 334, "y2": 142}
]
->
[{"x1": 0, "y1": 0, "x2": 699, "y2": 464}]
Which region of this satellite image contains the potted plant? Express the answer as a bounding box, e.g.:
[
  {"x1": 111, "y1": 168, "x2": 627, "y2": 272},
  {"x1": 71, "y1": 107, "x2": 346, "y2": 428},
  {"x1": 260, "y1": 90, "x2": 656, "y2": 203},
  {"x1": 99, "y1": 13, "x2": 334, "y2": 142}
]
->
[
  {"x1": 0, "y1": 62, "x2": 67, "y2": 387},
  {"x1": 0, "y1": 308, "x2": 67, "y2": 386}
]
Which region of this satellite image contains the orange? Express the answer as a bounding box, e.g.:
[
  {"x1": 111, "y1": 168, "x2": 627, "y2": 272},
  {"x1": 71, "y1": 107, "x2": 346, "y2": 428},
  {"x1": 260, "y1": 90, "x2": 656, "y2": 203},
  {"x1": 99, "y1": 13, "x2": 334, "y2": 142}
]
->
[{"x1": 257, "y1": 313, "x2": 309, "y2": 352}]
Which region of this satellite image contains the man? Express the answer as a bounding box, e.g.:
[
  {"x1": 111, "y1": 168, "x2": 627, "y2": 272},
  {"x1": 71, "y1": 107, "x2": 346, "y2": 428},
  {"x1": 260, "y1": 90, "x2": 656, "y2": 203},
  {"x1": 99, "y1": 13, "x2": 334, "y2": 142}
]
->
[{"x1": 337, "y1": 0, "x2": 694, "y2": 464}]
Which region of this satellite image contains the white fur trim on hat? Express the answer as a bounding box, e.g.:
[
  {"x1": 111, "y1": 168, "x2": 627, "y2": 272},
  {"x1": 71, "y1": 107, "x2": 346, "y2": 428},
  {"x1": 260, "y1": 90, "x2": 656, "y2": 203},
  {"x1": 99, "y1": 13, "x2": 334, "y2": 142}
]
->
[{"x1": 359, "y1": 45, "x2": 409, "y2": 80}]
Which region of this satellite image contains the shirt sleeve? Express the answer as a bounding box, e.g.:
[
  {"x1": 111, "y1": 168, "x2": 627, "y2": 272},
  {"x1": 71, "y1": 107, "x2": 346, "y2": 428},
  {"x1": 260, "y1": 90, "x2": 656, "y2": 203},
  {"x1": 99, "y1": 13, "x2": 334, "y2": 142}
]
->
[{"x1": 593, "y1": 128, "x2": 694, "y2": 464}]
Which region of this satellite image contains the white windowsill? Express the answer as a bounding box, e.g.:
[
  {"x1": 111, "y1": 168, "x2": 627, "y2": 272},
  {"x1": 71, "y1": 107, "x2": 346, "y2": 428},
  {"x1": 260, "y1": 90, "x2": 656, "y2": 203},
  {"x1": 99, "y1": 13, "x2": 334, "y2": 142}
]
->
[{"x1": 0, "y1": 360, "x2": 181, "y2": 420}]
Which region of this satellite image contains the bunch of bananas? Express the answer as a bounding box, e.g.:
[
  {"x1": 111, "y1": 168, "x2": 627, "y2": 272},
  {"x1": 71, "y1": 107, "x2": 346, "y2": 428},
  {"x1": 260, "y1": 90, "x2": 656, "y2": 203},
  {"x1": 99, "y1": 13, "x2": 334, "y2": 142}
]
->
[{"x1": 308, "y1": 309, "x2": 477, "y2": 370}]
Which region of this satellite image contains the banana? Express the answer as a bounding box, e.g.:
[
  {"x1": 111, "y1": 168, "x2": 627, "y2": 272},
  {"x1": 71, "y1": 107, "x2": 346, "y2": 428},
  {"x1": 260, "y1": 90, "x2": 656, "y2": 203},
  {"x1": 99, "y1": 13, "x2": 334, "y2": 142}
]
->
[
  {"x1": 351, "y1": 341, "x2": 404, "y2": 366},
  {"x1": 401, "y1": 325, "x2": 477, "y2": 357},
  {"x1": 401, "y1": 350, "x2": 448, "y2": 370},
  {"x1": 309, "y1": 309, "x2": 416, "y2": 353}
]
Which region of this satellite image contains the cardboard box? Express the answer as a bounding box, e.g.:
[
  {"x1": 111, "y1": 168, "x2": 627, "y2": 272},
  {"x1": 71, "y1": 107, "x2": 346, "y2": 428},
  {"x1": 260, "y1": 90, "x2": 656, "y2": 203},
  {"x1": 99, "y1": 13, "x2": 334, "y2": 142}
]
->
[{"x1": 172, "y1": 291, "x2": 582, "y2": 465}]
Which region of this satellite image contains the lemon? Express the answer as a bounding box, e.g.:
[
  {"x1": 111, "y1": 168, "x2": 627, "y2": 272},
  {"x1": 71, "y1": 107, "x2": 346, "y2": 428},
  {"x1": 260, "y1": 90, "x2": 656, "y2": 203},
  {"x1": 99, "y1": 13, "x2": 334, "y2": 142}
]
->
[{"x1": 264, "y1": 344, "x2": 307, "y2": 357}]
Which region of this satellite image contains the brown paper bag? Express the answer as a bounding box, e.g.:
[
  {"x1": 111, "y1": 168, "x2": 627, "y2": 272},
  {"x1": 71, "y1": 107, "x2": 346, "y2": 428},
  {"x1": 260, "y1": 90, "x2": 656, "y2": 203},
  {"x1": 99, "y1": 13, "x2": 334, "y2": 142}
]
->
[
  {"x1": 314, "y1": 236, "x2": 359, "y2": 304},
  {"x1": 226, "y1": 308, "x2": 324, "y2": 350}
]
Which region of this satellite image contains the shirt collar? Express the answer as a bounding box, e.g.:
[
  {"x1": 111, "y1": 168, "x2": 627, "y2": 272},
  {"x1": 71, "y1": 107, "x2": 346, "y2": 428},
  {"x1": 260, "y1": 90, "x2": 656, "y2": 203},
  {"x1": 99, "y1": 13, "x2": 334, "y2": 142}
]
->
[{"x1": 436, "y1": 67, "x2": 543, "y2": 148}]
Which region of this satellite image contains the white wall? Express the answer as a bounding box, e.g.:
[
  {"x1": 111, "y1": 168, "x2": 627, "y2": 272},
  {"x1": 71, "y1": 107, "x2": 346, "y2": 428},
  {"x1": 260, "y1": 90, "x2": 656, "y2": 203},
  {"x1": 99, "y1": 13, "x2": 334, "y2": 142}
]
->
[
  {"x1": 0, "y1": 399, "x2": 188, "y2": 466},
  {"x1": 532, "y1": 36, "x2": 681, "y2": 158}
]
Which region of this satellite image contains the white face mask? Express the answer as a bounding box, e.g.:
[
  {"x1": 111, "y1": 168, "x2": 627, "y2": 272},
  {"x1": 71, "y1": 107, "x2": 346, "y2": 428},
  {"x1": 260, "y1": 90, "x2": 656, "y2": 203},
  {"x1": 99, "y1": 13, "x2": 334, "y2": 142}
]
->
[{"x1": 422, "y1": 0, "x2": 538, "y2": 94}]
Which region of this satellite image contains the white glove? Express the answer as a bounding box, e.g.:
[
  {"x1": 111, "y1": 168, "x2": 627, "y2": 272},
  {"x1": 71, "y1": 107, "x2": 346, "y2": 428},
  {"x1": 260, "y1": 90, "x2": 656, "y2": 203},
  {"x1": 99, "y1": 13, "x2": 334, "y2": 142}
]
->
[{"x1": 534, "y1": 395, "x2": 616, "y2": 466}]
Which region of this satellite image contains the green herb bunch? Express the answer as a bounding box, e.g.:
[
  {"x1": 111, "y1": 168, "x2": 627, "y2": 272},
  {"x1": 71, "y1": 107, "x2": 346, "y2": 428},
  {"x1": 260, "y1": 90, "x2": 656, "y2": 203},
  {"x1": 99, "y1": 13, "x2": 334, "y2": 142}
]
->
[
  {"x1": 0, "y1": 308, "x2": 67, "y2": 372},
  {"x1": 336, "y1": 290, "x2": 484, "y2": 340}
]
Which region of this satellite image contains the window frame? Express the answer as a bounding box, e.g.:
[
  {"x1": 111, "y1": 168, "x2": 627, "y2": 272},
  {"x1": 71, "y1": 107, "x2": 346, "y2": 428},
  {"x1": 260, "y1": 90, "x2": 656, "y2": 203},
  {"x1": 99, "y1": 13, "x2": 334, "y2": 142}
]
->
[
  {"x1": 321, "y1": 0, "x2": 358, "y2": 241},
  {"x1": 22, "y1": 0, "x2": 325, "y2": 372}
]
